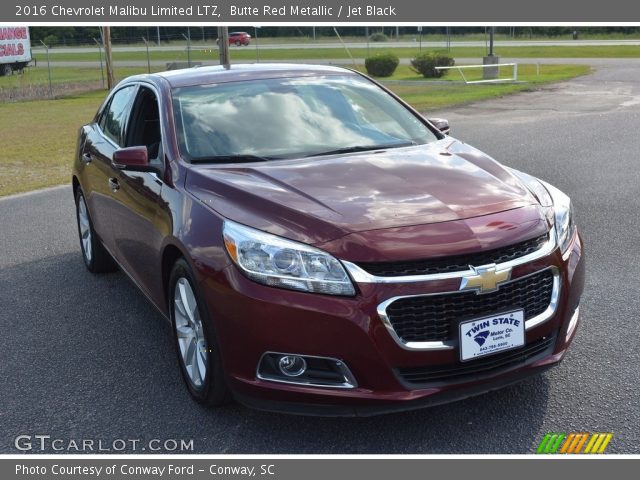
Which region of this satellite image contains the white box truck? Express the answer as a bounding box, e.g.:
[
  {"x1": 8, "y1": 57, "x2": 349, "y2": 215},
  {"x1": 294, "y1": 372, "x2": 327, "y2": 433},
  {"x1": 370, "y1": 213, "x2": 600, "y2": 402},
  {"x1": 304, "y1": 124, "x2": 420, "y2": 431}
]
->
[{"x1": 0, "y1": 26, "x2": 32, "y2": 76}]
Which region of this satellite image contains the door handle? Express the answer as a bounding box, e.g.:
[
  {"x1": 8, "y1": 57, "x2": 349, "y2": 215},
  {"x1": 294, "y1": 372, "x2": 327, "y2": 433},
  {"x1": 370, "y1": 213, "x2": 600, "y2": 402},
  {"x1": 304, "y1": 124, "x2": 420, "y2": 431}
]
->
[
  {"x1": 108, "y1": 178, "x2": 120, "y2": 192},
  {"x1": 82, "y1": 152, "x2": 92, "y2": 164}
]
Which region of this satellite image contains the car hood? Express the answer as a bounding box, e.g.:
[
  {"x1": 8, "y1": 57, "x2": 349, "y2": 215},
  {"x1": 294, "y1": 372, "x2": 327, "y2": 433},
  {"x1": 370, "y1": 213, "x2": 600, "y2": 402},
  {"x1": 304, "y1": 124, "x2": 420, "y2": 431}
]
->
[{"x1": 186, "y1": 139, "x2": 540, "y2": 245}]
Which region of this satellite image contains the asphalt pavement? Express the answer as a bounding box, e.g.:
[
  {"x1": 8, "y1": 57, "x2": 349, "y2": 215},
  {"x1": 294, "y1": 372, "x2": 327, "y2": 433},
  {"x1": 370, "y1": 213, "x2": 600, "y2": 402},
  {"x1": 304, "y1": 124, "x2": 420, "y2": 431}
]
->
[{"x1": 1, "y1": 62, "x2": 639, "y2": 454}]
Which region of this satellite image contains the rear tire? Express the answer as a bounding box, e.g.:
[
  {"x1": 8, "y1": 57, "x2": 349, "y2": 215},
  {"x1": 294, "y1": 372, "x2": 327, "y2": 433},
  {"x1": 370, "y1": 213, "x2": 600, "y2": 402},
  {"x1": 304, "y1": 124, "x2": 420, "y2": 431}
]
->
[
  {"x1": 169, "y1": 258, "x2": 231, "y2": 407},
  {"x1": 75, "y1": 189, "x2": 117, "y2": 273},
  {"x1": 0, "y1": 64, "x2": 12, "y2": 76}
]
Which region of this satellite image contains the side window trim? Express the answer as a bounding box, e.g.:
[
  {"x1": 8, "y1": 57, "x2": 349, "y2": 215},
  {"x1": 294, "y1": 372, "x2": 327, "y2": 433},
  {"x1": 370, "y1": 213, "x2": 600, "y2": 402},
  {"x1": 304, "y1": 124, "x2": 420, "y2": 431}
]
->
[
  {"x1": 126, "y1": 82, "x2": 167, "y2": 170},
  {"x1": 97, "y1": 97, "x2": 112, "y2": 133},
  {"x1": 120, "y1": 84, "x2": 140, "y2": 147},
  {"x1": 96, "y1": 84, "x2": 139, "y2": 148}
]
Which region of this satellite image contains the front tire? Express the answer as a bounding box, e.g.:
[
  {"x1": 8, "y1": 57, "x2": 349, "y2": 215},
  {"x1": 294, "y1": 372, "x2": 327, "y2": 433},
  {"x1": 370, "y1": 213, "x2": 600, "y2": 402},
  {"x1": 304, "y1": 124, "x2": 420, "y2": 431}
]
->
[
  {"x1": 169, "y1": 258, "x2": 230, "y2": 406},
  {"x1": 75, "y1": 189, "x2": 116, "y2": 273}
]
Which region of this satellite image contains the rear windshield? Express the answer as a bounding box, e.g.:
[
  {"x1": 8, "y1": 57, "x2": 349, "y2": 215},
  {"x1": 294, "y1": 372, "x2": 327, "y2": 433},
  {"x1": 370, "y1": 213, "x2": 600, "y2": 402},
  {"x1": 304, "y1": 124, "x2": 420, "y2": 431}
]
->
[{"x1": 171, "y1": 74, "x2": 440, "y2": 162}]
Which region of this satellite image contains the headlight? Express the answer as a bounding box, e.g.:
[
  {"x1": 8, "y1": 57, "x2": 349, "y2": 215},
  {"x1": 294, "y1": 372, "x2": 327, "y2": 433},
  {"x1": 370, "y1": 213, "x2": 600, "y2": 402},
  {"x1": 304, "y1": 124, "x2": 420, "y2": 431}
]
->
[
  {"x1": 223, "y1": 220, "x2": 356, "y2": 296},
  {"x1": 541, "y1": 180, "x2": 576, "y2": 255},
  {"x1": 508, "y1": 168, "x2": 553, "y2": 207},
  {"x1": 509, "y1": 167, "x2": 576, "y2": 255}
]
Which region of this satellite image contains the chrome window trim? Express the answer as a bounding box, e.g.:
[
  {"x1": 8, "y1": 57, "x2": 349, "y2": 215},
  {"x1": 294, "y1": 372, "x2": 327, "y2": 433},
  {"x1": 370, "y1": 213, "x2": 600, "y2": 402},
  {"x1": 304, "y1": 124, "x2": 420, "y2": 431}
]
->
[
  {"x1": 343, "y1": 227, "x2": 556, "y2": 284},
  {"x1": 256, "y1": 351, "x2": 358, "y2": 389},
  {"x1": 377, "y1": 266, "x2": 561, "y2": 351}
]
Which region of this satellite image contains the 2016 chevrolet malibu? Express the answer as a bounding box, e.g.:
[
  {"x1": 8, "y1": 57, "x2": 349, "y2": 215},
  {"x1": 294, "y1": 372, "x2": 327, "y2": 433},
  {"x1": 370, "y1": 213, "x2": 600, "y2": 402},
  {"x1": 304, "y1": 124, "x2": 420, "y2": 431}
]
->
[{"x1": 72, "y1": 64, "x2": 584, "y2": 416}]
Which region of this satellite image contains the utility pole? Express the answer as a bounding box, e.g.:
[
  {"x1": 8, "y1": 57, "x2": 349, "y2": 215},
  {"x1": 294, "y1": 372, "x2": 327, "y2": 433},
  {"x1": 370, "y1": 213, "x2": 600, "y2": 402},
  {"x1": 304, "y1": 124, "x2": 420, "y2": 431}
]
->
[
  {"x1": 92, "y1": 37, "x2": 105, "y2": 88},
  {"x1": 489, "y1": 26, "x2": 495, "y2": 56},
  {"x1": 141, "y1": 37, "x2": 151, "y2": 73},
  {"x1": 483, "y1": 26, "x2": 499, "y2": 80},
  {"x1": 182, "y1": 33, "x2": 192, "y2": 67},
  {"x1": 39, "y1": 40, "x2": 53, "y2": 98},
  {"x1": 102, "y1": 26, "x2": 114, "y2": 89},
  {"x1": 254, "y1": 26, "x2": 261, "y2": 63},
  {"x1": 365, "y1": 26, "x2": 369, "y2": 57},
  {"x1": 218, "y1": 26, "x2": 230, "y2": 68}
]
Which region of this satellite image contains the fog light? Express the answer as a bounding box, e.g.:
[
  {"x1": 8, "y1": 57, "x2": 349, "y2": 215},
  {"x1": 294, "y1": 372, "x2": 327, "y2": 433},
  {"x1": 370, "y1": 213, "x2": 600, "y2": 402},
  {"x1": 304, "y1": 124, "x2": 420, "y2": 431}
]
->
[
  {"x1": 278, "y1": 355, "x2": 307, "y2": 377},
  {"x1": 257, "y1": 352, "x2": 357, "y2": 388}
]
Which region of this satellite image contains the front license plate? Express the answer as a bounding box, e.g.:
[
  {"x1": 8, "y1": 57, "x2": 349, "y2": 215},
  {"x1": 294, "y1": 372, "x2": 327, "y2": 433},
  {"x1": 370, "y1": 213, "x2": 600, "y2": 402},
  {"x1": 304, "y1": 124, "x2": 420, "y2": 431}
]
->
[{"x1": 459, "y1": 309, "x2": 525, "y2": 362}]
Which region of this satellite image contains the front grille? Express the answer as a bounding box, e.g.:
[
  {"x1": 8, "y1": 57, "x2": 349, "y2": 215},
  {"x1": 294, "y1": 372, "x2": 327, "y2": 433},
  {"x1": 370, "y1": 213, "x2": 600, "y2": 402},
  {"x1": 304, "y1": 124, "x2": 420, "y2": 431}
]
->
[
  {"x1": 357, "y1": 234, "x2": 548, "y2": 277},
  {"x1": 384, "y1": 269, "x2": 555, "y2": 343},
  {"x1": 396, "y1": 334, "x2": 555, "y2": 386}
]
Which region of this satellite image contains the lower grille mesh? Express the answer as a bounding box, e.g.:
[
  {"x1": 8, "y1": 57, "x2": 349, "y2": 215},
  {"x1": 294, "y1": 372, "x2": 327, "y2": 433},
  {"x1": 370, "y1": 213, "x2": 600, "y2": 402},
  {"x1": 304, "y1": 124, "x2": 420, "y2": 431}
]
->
[{"x1": 397, "y1": 334, "x2": 555, "y2": 385}]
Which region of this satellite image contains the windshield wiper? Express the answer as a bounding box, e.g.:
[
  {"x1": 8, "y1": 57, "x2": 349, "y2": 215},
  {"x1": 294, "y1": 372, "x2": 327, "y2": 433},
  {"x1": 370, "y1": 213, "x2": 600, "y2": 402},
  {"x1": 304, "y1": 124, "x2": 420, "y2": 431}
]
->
[
  {"x1": 305, "y1": 141, "x2": 417, "y2": 158},
  {"x1": 190, "y1": 154, "x2": 275, "y2": 164}
]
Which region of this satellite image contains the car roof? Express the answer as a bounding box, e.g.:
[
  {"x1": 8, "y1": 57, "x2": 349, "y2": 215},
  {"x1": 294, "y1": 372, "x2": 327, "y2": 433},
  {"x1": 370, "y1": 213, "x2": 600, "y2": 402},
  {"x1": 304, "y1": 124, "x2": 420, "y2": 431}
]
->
[{"x1": 148, "y1": 63, "x2": 357, "y2": 88}]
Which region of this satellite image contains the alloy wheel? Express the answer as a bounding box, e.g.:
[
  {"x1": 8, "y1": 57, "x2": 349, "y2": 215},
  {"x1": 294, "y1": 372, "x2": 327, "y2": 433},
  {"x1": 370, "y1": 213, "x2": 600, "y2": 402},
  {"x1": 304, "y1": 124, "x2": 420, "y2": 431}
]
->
[
  {"x1": 77, "y1": 195, "x2": 92, "y2": 264},
  {"x1": 173, "y1": 277, "x2": 209, "y2": 388}
]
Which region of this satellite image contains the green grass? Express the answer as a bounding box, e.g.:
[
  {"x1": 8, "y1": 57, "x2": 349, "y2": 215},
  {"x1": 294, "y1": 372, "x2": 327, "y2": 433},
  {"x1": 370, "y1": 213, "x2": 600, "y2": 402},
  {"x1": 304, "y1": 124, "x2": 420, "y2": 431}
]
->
[
  {"x1": 0, "y1": 91, "x2": 104, "y2": 195},
  {"x1": 0, "y1": 66, "x2": 162, "y2": 89},
  {"x1": 0, "y1": 63, "x2": 590, "y2": 197},
  {"x1": 32, "y1": 44, "x2": 640, "y2": 63},
  {"x1": 378, "y1": 64, "x2": 591, "y2": 111}
]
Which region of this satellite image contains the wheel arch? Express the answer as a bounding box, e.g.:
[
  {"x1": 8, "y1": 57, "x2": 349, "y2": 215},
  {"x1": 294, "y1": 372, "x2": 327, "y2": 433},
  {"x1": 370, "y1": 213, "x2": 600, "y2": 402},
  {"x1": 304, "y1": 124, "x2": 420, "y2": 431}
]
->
[
  {"x1": 161, "y1": 242, "x2": 187, "y2": 300},
  {"x1": 72, "y1": 175, "x2": 80, "y2": 197}
]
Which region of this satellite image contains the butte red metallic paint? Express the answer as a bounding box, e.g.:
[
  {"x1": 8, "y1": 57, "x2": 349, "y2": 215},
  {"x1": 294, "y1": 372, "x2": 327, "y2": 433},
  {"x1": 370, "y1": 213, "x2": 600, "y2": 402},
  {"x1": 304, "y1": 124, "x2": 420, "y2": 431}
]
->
[{"x1": 72, "y1": 64, "x2": 584, "y2": 416}]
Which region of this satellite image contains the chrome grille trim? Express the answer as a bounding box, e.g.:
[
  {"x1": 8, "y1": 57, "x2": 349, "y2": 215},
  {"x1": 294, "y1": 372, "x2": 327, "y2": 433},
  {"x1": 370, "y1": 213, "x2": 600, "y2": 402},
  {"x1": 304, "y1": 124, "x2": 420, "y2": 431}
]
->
[{"x1": 343, "y1": 227, "x2": 556, "y2": 284}]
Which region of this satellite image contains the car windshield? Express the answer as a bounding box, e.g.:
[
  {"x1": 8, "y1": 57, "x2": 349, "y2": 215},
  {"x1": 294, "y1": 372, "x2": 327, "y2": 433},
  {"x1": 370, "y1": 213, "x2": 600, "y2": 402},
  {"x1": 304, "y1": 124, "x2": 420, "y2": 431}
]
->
[{"x1": 171, "y1": 74, "x2": 440, "y2": 162}]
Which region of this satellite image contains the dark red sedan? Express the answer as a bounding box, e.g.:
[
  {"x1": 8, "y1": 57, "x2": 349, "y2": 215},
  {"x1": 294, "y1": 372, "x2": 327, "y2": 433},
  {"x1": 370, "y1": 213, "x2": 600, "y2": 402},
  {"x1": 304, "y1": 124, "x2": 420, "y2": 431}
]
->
[{"x1": 72, "y1": 64, "x2": 584, "y2": 415}]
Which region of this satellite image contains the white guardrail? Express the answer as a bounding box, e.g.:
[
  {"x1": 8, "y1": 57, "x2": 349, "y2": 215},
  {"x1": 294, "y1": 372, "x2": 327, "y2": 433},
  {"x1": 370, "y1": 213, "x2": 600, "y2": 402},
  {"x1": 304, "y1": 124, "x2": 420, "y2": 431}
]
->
[{"x1": 435, "y1": 63, "x2": 518, "y2": 84}]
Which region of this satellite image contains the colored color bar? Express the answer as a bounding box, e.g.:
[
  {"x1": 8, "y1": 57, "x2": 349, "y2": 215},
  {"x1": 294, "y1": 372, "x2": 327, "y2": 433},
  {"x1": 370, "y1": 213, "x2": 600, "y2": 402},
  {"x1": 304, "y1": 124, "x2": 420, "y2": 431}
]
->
[
  {"x1": 560, "y1": 433, "x2": 576, "y2": 454},
  {"x1": 590, "y1": 434, "x2": 606, "y2": 453},
  {"x1": 597, "y1": 433, "x2": 613, "y2": 454},
  {"x1": 550, "y1": 434, "x2": 566, "y2": 454},
  {"x1": 575, "y1": 433, "x2": 590, "y2": 453},
  {"x1": 568, "y1": 433, "x2": 584, "y2": 454},
  {"x1": 537, "y1": 433, "x2": 553, "y2": 454},
  {"x1": 538, "y1": 432, "x2": 614, "y2": 454},
  {"x1": 584, "y1": 433, "x2": 599, "y2": 453},
  {"x1": 545, "y1": 434, "x2": 558, "y2": 454}
]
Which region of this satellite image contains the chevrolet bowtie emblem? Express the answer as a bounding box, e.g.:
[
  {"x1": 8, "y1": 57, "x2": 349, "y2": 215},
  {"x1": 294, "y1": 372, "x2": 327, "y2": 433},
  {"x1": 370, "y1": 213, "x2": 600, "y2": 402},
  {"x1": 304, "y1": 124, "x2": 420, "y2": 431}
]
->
[{"x1": 459, "y1": 264, "x2": 512, "y2": 294}]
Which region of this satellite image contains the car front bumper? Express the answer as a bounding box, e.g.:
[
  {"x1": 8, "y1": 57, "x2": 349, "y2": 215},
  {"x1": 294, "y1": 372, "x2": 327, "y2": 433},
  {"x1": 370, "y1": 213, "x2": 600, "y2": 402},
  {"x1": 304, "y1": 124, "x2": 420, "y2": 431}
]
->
[{"x1": 196, "y1": 231, "x2": 585, "y2": 416}]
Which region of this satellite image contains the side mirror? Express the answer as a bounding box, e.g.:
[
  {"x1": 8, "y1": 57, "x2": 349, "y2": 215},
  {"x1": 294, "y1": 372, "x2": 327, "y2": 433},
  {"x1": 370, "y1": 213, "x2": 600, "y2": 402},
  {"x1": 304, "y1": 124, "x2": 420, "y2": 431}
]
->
[
  {"x1": 113, "y1": 146, "x2": 149, "y2": 171},
  {"x1": 428, "y1": 117, "x2": 451, "y2": 135}
]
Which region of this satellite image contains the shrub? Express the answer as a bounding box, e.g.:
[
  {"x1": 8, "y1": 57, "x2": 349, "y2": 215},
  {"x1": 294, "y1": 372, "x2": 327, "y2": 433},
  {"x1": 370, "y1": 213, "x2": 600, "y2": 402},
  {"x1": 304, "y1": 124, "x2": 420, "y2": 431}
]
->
[
  {"x1": 410, "y1": 52, "x2": 455, "y2": 78},
  {"x1": 364, "y1": 53, "x2": 399, "y2": 77},
  {"x1": 42, "y1": 34, "x2": 58, "y2": 47},
  {"x1": 369, "y1": 32, "x2": 389, "y2": 42}
]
